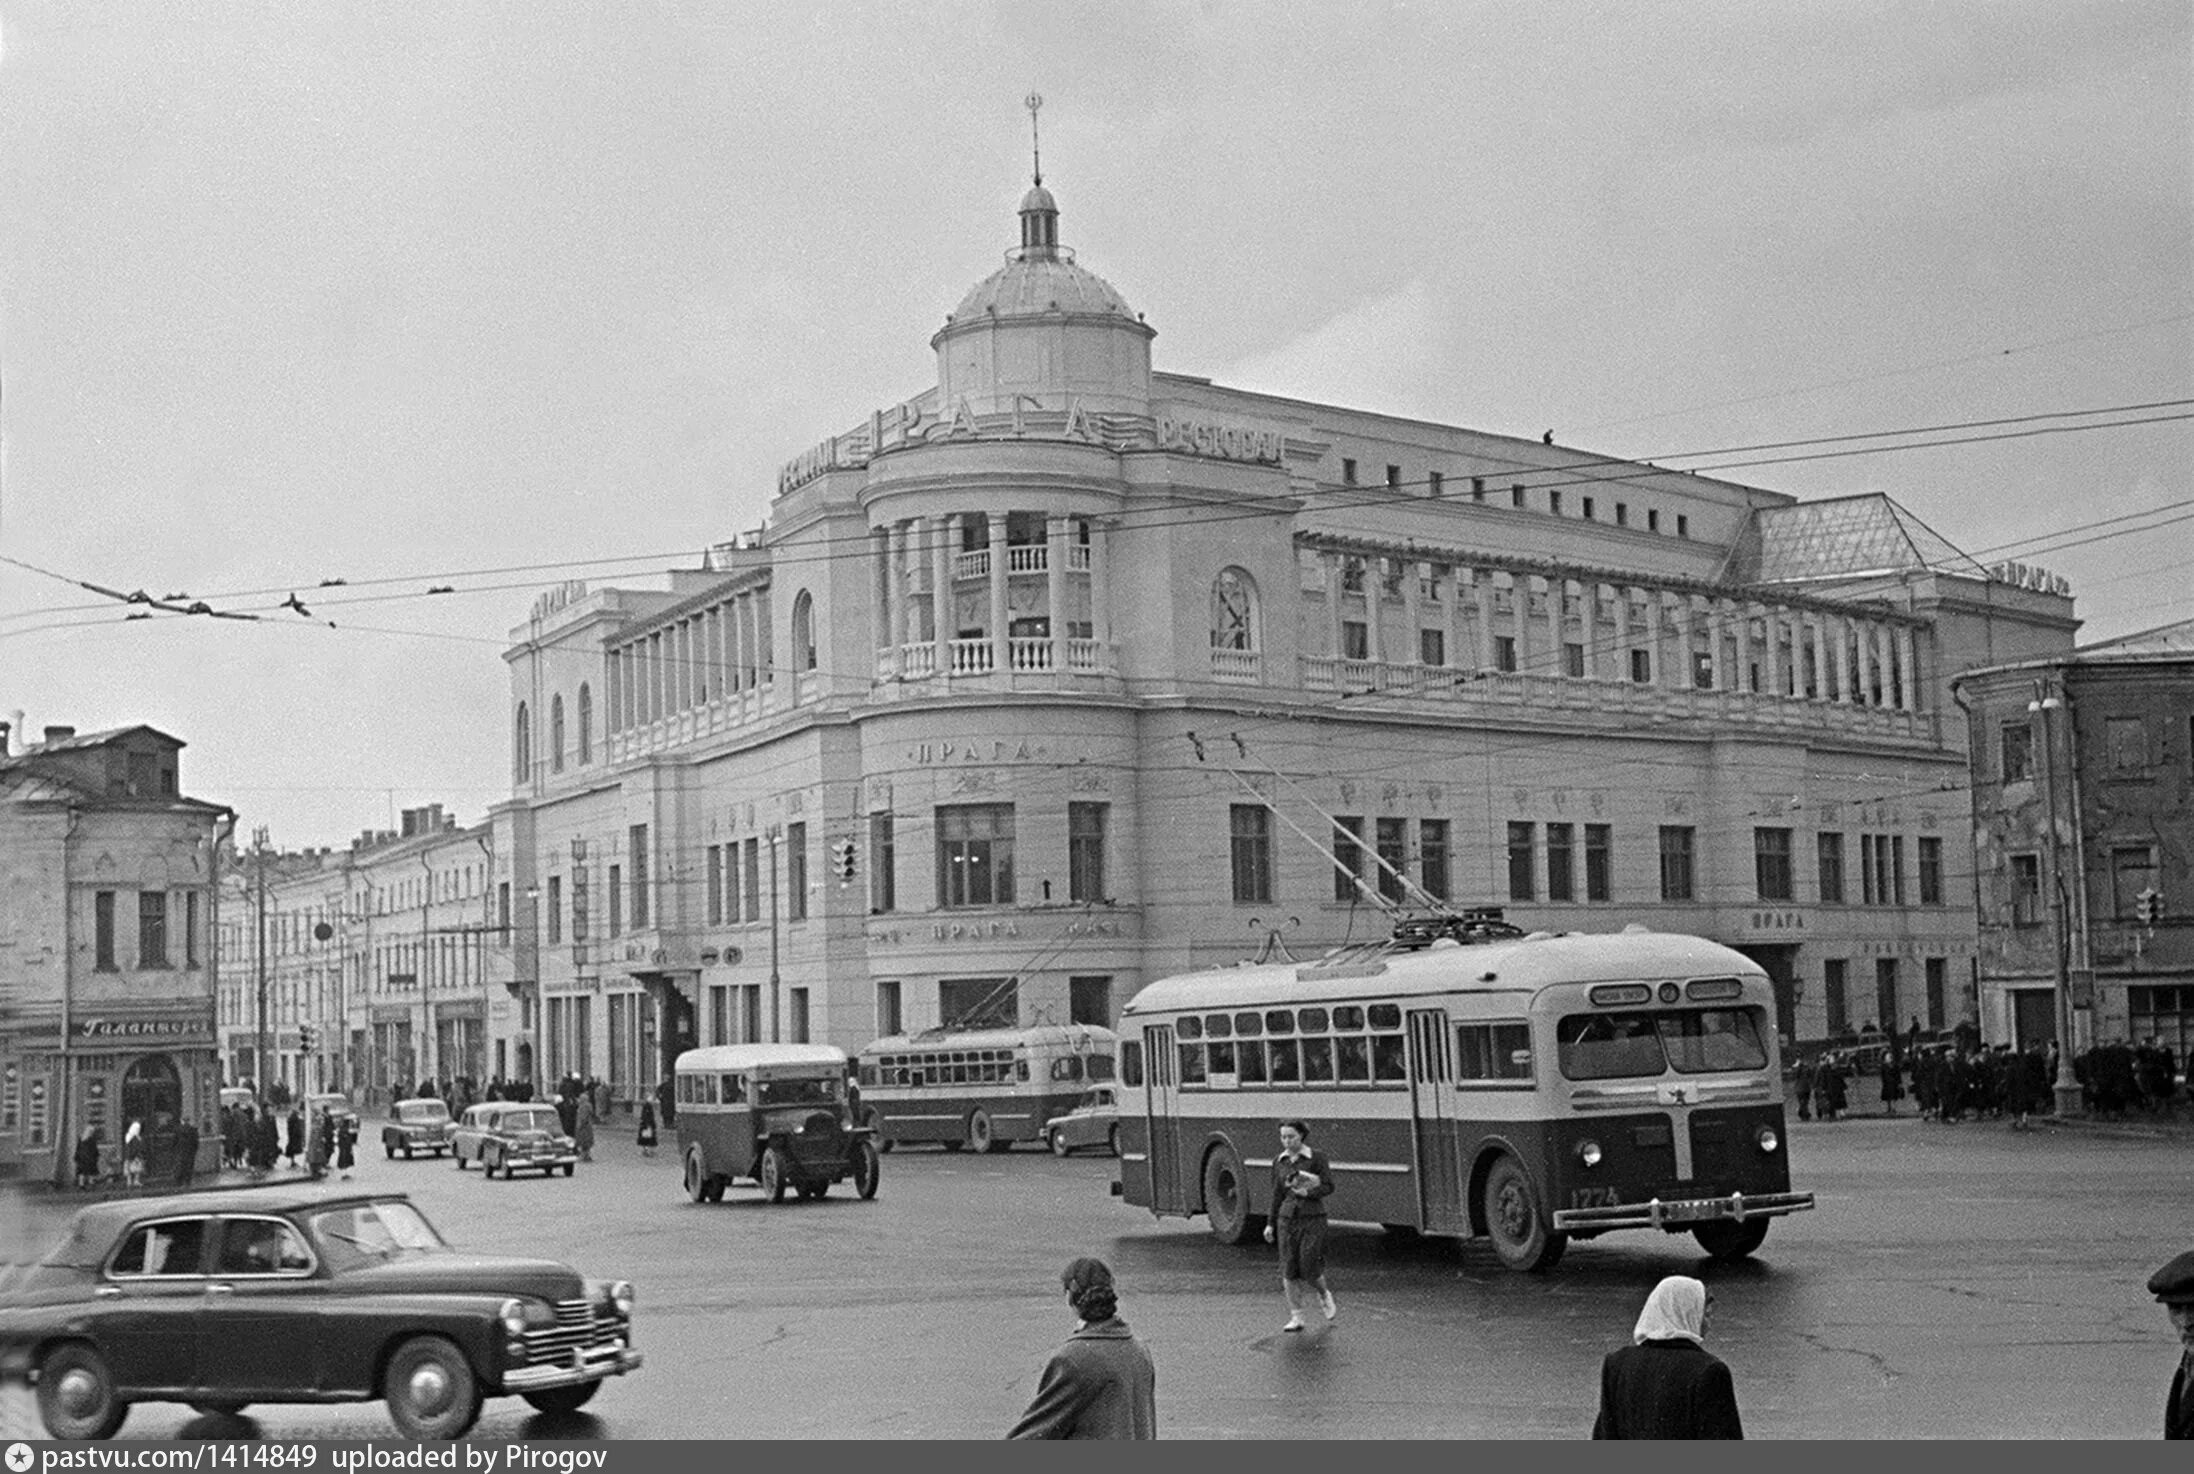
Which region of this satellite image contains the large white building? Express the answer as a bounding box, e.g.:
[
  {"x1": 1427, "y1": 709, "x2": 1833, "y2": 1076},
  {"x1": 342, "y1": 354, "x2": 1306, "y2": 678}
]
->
[{"x1": 488, "y1": 175, "x2": 2075, "y2": 1104}]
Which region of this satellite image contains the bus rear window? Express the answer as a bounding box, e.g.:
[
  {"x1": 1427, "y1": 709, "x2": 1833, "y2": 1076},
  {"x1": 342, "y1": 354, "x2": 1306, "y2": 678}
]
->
[{"x1": 1557, "y1": 1009, "x2": 1770, "y2": 1080}]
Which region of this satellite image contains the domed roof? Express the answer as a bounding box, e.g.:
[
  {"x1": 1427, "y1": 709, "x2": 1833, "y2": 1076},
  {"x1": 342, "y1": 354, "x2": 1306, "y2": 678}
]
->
[
  {"x1": 950, "y1": 255, "x2": 1139, "y2": 324},
  {"x1": 1019, "y1": 183, "x2": 1057, "y2": 215}
]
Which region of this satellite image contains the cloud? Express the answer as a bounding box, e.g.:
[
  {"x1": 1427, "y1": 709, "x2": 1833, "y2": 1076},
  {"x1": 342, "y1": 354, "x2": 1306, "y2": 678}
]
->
[{"x1": 1217, "y1": 280, "x2": 1458, "y2": 423}]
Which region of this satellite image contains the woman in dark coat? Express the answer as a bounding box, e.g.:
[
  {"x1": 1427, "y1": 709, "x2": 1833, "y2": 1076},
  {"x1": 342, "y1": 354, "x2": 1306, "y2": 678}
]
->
[
  {"x1": 284, "y1": 1107, "x2": 305, "y2": 1168},
  {"x1": 1007, "y1": 1258, "x2": 1158, "y2": 1440},
  {"x1": 336, "y1": 1114, "x2": 358, "y2": 1180},
  {"x1": 1593, "y1": 1275, "x2": 1744, "y2": 1440},
  {"x1": 636, "y1": 1102, "x2": 659, "y2": 1158},
  {"x1": 1879, "y1": 1052, "x2": 1905, "y2": 1115},
  {"x1": 73, "y1": 1127, "x2": 103, "y2": 1189}
]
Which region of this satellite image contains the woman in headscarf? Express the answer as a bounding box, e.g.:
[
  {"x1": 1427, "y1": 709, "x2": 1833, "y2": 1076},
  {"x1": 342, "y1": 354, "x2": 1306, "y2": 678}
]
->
[
  {"x1": 1006, "y1": 1257, "x2": 1158, "y2": 1440},
  {"x1": 1592, "y1": 1275, "x2": 1744, "y2": 1439}
]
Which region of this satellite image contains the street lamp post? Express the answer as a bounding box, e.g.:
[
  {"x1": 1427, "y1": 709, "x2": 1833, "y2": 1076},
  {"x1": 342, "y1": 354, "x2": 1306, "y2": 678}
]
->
[
  {"x1": 766, "y1": 826, "x2": 783, "y2": 1043},
  {"x1": 2029, "y1": 681, "x2": 2083, "y2": 1117}
]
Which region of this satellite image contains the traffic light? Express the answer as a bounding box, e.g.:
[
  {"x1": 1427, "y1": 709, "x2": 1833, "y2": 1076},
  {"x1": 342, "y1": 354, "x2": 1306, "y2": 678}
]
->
[
  {"x1": 832, "y1": 839, "x2": 858, "y2": 883},
  {"x1": 298, "y1": 1025, "x2": 318, "y2": 1053},
  {"x1": 2137, "y1": 888, "x2": 2164, "y2": 929}
]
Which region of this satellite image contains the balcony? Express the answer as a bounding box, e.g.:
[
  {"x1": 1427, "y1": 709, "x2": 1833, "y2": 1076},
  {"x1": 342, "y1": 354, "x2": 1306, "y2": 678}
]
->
[
  {"x1": 1210, "y1": 648, "x2": 1261, "y2": 683},
  {"x1": 952, "y1": 550, "x2": 990, "y2": 580},
  {"x1": 1006, "y1": 544, "x2": 1048, "y2": 575}
]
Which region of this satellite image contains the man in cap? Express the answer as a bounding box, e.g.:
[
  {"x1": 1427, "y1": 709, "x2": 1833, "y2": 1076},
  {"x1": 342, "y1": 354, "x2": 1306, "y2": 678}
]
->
[{"x1": 2148, "y1": 1248, "x2": 2194, "y2": 1439}]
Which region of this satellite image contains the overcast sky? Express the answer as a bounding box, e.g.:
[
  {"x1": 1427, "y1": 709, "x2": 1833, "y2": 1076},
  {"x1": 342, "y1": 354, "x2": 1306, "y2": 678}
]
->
[{"x1": 3, "y1": 1, "x2": 2188, "y2": 846}]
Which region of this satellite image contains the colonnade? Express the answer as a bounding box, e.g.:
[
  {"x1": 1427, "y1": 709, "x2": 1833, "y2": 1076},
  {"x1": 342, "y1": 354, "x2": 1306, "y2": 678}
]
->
[
  {"x1": 869, "y1": 512, "x2": 1112, "y2": 679},
  {"x1": 605, "y1": 583, "x2": 773, "y2": 736}
]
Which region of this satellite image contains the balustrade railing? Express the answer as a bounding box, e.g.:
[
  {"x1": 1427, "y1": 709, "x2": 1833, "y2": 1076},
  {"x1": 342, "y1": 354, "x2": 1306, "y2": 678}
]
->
[
  {"x1": 1006, "y1": 544, "x2": 1048, "y2": 575},
  {"x1": 952, "y1": 550, "x2": 990, "y2": 580}
]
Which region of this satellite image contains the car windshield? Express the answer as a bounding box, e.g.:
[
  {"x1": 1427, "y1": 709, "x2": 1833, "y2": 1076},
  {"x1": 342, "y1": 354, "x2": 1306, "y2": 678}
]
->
[
  {"x1": 309, "y1": 1201, "x2": 446, "y2": 1266},
  {"x1": 1557, "y1": 1008, "x2": 1771, "y2": 1080},
  {"x1": 755, "y1": 1075, "x2": 839, "y2": 1107},
  {"x1": 399, "y1": 1101, "x2": 450, "y2": 1123},
  {"x1": 1078, "y1": 1089, "x2": 1111, "y2": 1110},
  {"x1": 499, "y1": 1108, "x2": 562, "y2": 1134}
]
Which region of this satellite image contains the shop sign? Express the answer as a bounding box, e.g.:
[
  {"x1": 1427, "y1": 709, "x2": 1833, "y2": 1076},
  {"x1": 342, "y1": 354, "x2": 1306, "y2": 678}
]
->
[
  {"x1": 71, "y1": 1015, "x2": 212, "y2": 1043},
  {"x1": 1747, "y1": 911, "x2": 1807, "y2": 932}
]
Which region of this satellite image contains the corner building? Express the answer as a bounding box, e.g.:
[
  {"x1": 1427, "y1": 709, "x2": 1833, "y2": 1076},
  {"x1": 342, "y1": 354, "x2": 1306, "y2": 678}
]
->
[{"x1": 496, "y1": 180, "x2": 2075, "y2": 1092}]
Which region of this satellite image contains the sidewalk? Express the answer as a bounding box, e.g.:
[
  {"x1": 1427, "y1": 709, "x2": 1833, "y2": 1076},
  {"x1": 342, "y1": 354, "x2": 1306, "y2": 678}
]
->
[{"x1": 12, "y1": 1161, "x2": 344, "y2": 1205}]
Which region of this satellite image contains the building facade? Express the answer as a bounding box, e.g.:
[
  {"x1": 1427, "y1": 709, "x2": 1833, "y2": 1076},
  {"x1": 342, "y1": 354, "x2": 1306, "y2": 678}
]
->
[
  {"x1": 1955, "y1": 618, "x2": 2194, "y2": 1053},
  {"x1": 0, "y1": 724, "x2": 230, "y2": 1183},
  {"x1": 213, "y1": 804, "x2": 517, "y2": 1108},
  {"x1": 491, "y1": 178, "x2": 2079, "y2": 1095}
]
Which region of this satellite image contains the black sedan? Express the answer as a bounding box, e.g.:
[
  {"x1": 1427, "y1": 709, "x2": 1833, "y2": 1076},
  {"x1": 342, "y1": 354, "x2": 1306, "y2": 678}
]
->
[{"x1": 0, "y1": 1186, "x2": 641, "y2": 1440}]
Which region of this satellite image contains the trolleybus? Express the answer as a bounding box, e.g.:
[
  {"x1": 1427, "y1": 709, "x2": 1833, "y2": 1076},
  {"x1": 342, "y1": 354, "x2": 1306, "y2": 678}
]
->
[
  {"x1": 855, "y1": 1023, "x2": 1118, "y2": 1152},
  {"x1": 1113, "y1": 921, "x2": 1812, "y2": 1270}
]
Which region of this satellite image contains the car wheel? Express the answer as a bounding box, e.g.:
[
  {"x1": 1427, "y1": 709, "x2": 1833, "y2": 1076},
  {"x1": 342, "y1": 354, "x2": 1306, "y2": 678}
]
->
[
  {"x1": 1482, "y1": 1154, "x2": 1567, "y2": 1272},
  {"x1": 1050, "y1": 1128, "x2": 1070, "y2": 1157},
  {"x1": 37, "y1": 1342, "x2": 128, "y2": 1441},
  {"x1": 562, "y1": 1163, "x2": 575, "y2": 1177},
  {"x1": 759, "y1": 1144, "x2": 791, "y2": 1203},
  {"x1": 684, "y1": 1146, "x2": 711, "y2": 1204},
  {"x1": 1693, "y1": 1217, "x2": 1771, "y2": 1262},
  {"x1": 851, "y1": 1138, "x2": 881, "y2": 1200},
  {"x1": 966, "y1": 1108, "x2": 995, "y2": 1154},
  {"x1": 1201, "y1": 1142, "x2": 1261, "y2": 1245},
  {"x1": 382, "y1": 1334, "x2": 482, "y2": 1441},
  {"x1": 522, "y1": 1380, "x2": 600, "y2": 1416}
]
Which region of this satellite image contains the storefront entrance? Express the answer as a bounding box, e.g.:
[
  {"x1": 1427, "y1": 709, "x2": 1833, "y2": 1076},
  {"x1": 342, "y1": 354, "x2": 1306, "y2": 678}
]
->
[
  {"x1": 121, "y1": 1053, "x2": 184, "y2": 1178},
  {"x1": 2012, "y1": 988, "x2": 2059, "y2": 1049}
]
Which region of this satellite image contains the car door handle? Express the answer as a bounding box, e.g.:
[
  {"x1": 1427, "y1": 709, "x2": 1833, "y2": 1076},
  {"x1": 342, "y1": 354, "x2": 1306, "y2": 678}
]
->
[
  {"x1": 205, "y1": 1283, "x2": 234, "y2": 1296},
  {"x1": 94, "y1": 1285, "x2": 121, "y2": 1299}
]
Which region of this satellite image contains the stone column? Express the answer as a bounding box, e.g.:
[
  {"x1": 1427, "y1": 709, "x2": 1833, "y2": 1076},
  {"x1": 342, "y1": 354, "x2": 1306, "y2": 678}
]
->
[
  {"x1": 1366, "y1": 559, "x2": 1387, "y2": 666},
  {"x1": 932, "y1": 515, "x2": 954, "y2": 677},
  {"x1": 1898, "y1": 626, "x2": 1921, "y2": 712},
  {"x1": 889, "y1": 523, "x2": 911, "y2": 676},
  {"x1": 1508, "y1": 573, "x2": 1530, "y2": 673},
  {"x1": 1476, "y1": 570, "x2": 1497, "y2": 672},
  {"x1": 1326, "y1": 554, "x2": 1347, "y2": 662},
  {"x1": 1447, "y1": 565, "x2": 1467, "y2": 670},
  {"x1": 1762, "y1": 606, "x2": 1782, "y2": 699},
  {"x1": 1088, "y1": 519, "x2": 1113, "y2": 663},
  {"x1": 988, "y1": 513, "x2": 1010, "y2": 674},
  {"x1": 1874, "y1": 622, "x2": 1895, "y2": 708},
  {"x1": 1836, "y1": 615, "x2": 1856, "y2": 704},
  {"x1": 1402, "y1": 558, "x2": 1423, "y2": 668},
  {"x1": 1735, "y1": 603, "x2": 1754, "y2": 694},
  {"x1": 871, "y1": 528, "x2": 891, "y2": 676},
  {"x1": 1675, "y1": 594, "x2": 1698, "y2": 690},
  {"x1": 1810, "y1": 614, "x2": 1830, "y2": 701},
  {"x1": 1046, "y1": 513, "x2": 1069, "y2": 672},
  {"x1": 1548, "y1": 575, "x2": 1567, "y2": 677}
]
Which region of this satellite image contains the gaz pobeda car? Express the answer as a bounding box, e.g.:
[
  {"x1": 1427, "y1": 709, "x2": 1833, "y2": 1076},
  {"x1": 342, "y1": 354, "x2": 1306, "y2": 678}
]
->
[
  {"x1": 451, "y1": 1102, "x2": 580, "y2": 1178},
  {"x1": 1042, "y1": 1085, "x2": 1121, "y2": 1157},
  {"x1": 382, "y1": 1096, "x2": 457, "y2": 1159},
  {"x1": 0, "y1": 1186, "x2": 640, "y2": 1440},
  {"x1": 673, "y1": 1044, "x2": 881, "y2": 1203}
]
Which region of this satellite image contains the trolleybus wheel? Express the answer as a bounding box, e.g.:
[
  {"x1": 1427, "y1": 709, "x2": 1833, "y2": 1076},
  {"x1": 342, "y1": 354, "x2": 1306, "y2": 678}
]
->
[
  {"x1": 760, "y1": 1144, "x2": 792, "y2": 1203},
  {"x1": 851, "y1": 1138, "x2": 881, "y2": 1199},
  {"x1": 1482, "y1": 1155, "x2": 1567, "y2": 1272},
  {"x1": 966, "y1": 1108, "x2": 996, "y2": 1154},
  {"x1": 1692, "y1": 1216, "x2": 1770, "y2": 1262},
  {"x1": 1201, "y1": 1143, "x2": 1262, "y2": 1245}
]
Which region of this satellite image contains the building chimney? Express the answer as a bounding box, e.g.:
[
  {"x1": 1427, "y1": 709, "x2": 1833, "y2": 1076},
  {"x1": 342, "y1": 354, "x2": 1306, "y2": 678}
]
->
[{"x1": 43, "y1": 725, "x2": 76, "y2": 745}]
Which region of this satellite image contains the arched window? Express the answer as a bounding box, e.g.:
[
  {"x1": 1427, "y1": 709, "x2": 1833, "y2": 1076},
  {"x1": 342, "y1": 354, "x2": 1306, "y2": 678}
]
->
[
  {"x1": 1211, "y1": 567, "x2": 1259, "y2": 651},
  {"x1": 514, "y1": 702, "x2": 531, "y2": 785},
  {"x1": 576, "y1": 683, "x2": 593, "y2": 765},
  {"x1": 549, "y1": 695, "x2": 566, "y2": 773},
  {"x1": 791, "y1": 591, "x2": 817, "y2": 672}
]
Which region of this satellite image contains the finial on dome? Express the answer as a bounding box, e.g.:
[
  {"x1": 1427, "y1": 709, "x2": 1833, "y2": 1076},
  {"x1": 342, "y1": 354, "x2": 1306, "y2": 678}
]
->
[{"x1": 1026, "y1": 92, "x2": 1043, "y2": 185}]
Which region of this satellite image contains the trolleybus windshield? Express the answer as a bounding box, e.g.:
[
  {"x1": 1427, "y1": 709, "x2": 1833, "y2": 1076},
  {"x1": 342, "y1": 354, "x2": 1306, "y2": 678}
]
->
[{"x1": 1556, "y1": 1008, "x2": 1769, "y2": 1080}]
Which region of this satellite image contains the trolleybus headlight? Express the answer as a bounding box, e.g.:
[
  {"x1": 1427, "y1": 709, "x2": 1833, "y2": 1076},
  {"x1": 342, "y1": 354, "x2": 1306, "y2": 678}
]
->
[
  {"x1": 1755, "y1": 1125, "x2": 1780, "y2": 1153},
  {"x1": 1576, "y1": 1139, "x2": 1603, "y2": 1168}
]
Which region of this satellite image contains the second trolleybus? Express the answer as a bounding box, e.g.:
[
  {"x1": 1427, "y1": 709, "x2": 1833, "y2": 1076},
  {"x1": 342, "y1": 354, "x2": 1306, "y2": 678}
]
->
[
  {"x1": 1113, "y1": 920, "x2": 1813, "y2": 1271},
  {"x1": 854, "y1": 1023, "x2": 1118, "y2": 1152}
]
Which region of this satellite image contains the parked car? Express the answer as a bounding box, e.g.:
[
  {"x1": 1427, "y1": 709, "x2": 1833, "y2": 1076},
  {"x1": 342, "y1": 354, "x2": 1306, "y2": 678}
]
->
[
  {"x1": 0, "y1": 1186, "x2": 640, "y2": 1441},
  {"x1": 382, "y1": 1097, "x2": 456, "y2": 1159},
  {"x1": 452, "y1": 1102, "x2": 580, "y2": 1179},
  {"x1": 672, "y1": 1044, "x2": 881, "y2": 1204},
  {"x1": 1043, "y1": 1086, "x2": 1120, "y2": 1157},
  {"x1": 304, "y1": 1092, "x2": 359, "y2": 1134}
]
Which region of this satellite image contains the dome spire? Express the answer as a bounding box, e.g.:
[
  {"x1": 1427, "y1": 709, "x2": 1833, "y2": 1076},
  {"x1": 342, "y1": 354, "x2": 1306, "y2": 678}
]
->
[{"x1": 1016, "y1": 93, "x2": 1060, "y2": 260}]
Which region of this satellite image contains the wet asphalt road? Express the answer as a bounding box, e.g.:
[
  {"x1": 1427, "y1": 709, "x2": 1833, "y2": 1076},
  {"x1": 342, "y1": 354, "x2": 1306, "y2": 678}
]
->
[{"x1": 3, "y1": 1116, "x2": 2188, "y2": 1439}]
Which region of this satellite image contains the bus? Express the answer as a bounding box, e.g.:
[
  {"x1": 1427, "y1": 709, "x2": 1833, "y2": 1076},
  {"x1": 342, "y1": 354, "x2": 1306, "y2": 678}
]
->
[
  {"x1": 672, "y1": 1044, "x2": 880, "y2": 1204},
  {"x1": 854, "y1": 1023, "x2": 1119, "y2": 1152},
  {"x1": 1113, "y1": 922, "x2": 1813, "y2": 1271}
]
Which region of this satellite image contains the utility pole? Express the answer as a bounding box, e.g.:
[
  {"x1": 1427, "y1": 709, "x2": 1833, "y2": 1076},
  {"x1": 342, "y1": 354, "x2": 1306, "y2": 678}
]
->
[
  {"x1": 2030, "y1": 679, "x2": 2083, "y2": 1117},
  {"x1": 767, "y1": 826, "x2": 782, "y2": 1043},
  {"x1": 252, "y1": 826, "x2": 269, "y2": 1099}
]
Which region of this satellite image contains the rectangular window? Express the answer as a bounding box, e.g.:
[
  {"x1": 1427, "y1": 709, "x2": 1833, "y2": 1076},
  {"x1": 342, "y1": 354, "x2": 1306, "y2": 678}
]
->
[
  {"x1": 1817, "y1": 832, "x2": 1846, "y2": 904},
  {"x1": 1375, "y1": 818, "x2": 1408, "y2": 903},
  {"x1": 1471, "y1": 477, "x2": 1486, "y2": 503},
  {"x1": 706, "y1": 846, "x2": 724, "y2": 925},
  {"x1": 1456, "y1": 1022, "x2": 1534, "y2": 1082},
  {"x1": 1507, "y1": 821, "x2": 1536, "y2": 902},
  {"x1": 1918, "y1": 836, "x2": 1943, "y2": 906},
  {"x1": 2009, "y1": 853, "x2": 2042, "y2": 925},
  {"x1": 876, "y1": 980, "x2": 902, "y2": 1039},
  {"x1": 870, "y1": 813, "x2": 896, "y2": 914},
  {"x1": 1548, "y1": 490, "x2": 1563, "y2": 516},
  {"x1": 1420, "y1": 628, "x2": 1445, "y2": 666},
  {"x1": 184, "y1": 890, "x2": 199, "y2": 968},
  {"x1": 1494, "y1": 636, "x2": 1517, "y2": 673},
  {"x1": 1070, "y1": 975, "x2": 1112, "y2": 1028},
  {"x1": 937, "y1": 804, "x2": 1015, "y2": 908},
  {"x1": 629, "y1": 824, "x2": 649, "y2": 928},
  {"x1": 548, "y1": 877, "x2": 563, "y2": 945},
  {"x1": 1420, "y1": 819, "x2": 1451, "y2": 902},
  {"x1": 1629, "y1": 649, "x2": 1652, "y2": 684},
  {"x1": 1677, "y1": 515, "x2": 1689, "y2": 538},
  {"x1": 1874, "y1": 959, "x2": 1898, "y2": 1034},
  {"x1": 2106, "y1": 715, "x2": 2148, "y2": 770},
  {"x1": 2000, "y1": 722, "x2": 2033, "y2": 783},
  {"x1": 1887, "y1": 835, "x2": 1906, "y2": 907},
  {"x1": 137, "y1": 891, "x2": 168, "y2": 969},
  {"x1": 1658, "y1": 826, "x2": 1696, "y2": 901},
  {"x1": 1615, "y1": 502, "x2": 1628, "y2": 526},
  {"x1": 789, "y1": 987, "x2": 810, "y2": 1044},
  {"x1": 940, "y1": 977, "x2": 1017, "y2": 1030},
  {"x1": 95, "y1": 890, "x2": 117, "y2": 970},
  {"x1": 1068, "y1": 802, "x2": 1108, "y2": 904},
  {"x1": 1754, "y1": 827, "x2": 1794, "y2": 902},
  {"x1": 1231, "y1": 805, "x2": 1273, "y2": 904},
  {"x1": 498, "y1": 882, "x2": 512, "y2": 935},
  {"x1": 1511, "y1": 484, "x2": 1526, "y2": 509},
  {"x1": 1648, "y1": 509, "x2": 1661, "y2": 533},
  {"x1": 1342, "y1": 457, "x2": 1357, "y2": 484},
  {"x1": 1386, "y1": 463, "x2": 1401, "y2": 488},
  {"x1": 1341, "y1": 621, "x2": 1369, "y2": 660},
  {"x1": 1563, "y1": 642, "x2": 1585, "y2": 677},
  {"x1": 1332, "y1": 817, "x2": 1366, "y2": 902},
  {"x1": 742, "y1": 838, "x2": 761, "y2": 922},
  {"x1": 786, "y1": 822, "x2": 808, "y2": 921},
  {"x1": 1824, "y1": 959, "x2": 1849, "y2": 1035},
  {"x1": 1582, "y1": 496, "x2": 1595, "y2": 520},
  {"x1": 1925, "y1": 957, "x2": 1947, "y2": 1031},
  {"x1": 1584, "y1": 824, "x2": 1611, "y2": 901},
  {"x1": 607, "y1": 865, "x2": 622, "y2": 937},
  {"x1": 2112, "y1": 846, "x2": 2158, "y2": 919},
  {"x1": 1860, "y1": 833, "x2": 1878, "y2": 906},
  {"x1": 1546, "y1": 823, "x2": 1575, "y2": 902},
  {"x1": 1428, "y1": 471, "x2": 1444, "y2": 497}
]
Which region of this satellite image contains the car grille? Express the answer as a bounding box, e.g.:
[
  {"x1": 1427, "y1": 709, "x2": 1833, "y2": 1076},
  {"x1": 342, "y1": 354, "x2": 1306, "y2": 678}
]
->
[{"x1": 523, "y1": 1299, "x2": 616, "y2": 1362}]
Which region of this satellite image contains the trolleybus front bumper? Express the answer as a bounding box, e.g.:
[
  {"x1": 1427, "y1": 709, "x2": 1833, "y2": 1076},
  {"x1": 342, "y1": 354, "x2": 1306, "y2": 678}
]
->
[{"x1": 1552, "y1": 1189, "x2": 1815, "y2": 1233}]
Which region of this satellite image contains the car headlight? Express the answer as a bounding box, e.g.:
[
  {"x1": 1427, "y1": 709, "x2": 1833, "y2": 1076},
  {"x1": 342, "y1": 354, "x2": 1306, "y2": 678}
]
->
[
  {"x1": 607, "y1": 1280, "x2": 634, "y2": 1316},
  {"x1": 1575, "y1": 1139, "x2": 1602, "y2": 1168},
  {"x1": 499, "y1": 1298, "x2": 528, "y2": 1337},
  {"x1": 1756, "y1": 1125, "x2": 1780, "y2": 1153}
]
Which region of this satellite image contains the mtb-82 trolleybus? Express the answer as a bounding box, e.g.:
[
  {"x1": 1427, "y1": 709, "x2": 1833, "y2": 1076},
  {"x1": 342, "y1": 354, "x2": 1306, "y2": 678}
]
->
[
  {"x1": 1113, "y1": 918, "x2": 1812, "y2": 1270},
  {"x1": 855, "y1": 1023, "x2": 1118, "y2": 1152}
]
